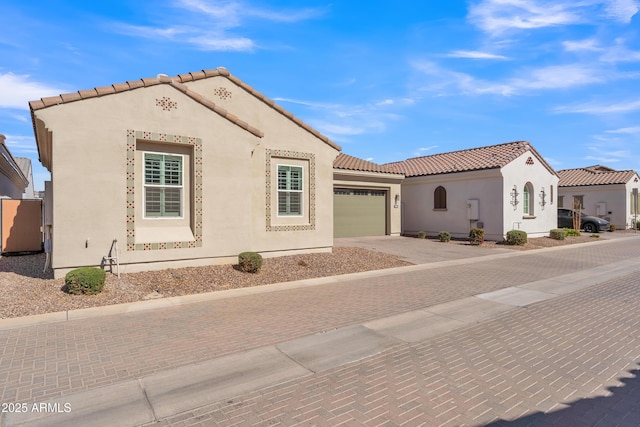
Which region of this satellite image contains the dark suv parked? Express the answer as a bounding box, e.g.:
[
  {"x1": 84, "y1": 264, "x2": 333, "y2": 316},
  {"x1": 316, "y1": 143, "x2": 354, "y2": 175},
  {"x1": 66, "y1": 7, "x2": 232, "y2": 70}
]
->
[{"x1": 557, "y1": 208, "x2": 610, "y2": 233}]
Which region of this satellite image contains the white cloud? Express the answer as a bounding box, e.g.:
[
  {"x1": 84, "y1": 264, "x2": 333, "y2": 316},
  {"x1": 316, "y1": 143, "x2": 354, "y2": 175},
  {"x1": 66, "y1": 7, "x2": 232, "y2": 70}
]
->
[
  {"x1": 606, "y1": 126, "x2": 640, "y2": 133},
  {"x1": 113, "y1": 0, "x2": 327, "y2": 51},
  {"x1": 413, "y1": 145, "x2": 439, "y2": 156},
  {"x1": 178, "y1": 0, "x2": 327, "y2": 23},
  {"x1": 468, "y1": 0, "x2": 640, "y2": 36},
  {"x1": 412, "y1": 61, "x2": 607, "y2": 96},
  {"x1": 599, "y1": 39, "x2": 640, "y2": 62},
  {"x1": 274, "y1": 95, "x2": 409, "y2": 142},
  {"x1": 446, "y1": 50, "x2": 508, "y2": 59},
  {"x1": 555, "y1": 99, "x2": 640, "y2": 114},
  {"x1": 603, "y1": 0, "x2": 640, "y2": 22},
  {"x1": 562, "y1": 38, "x2": 603, "y2": 52},
  {"x1": 0, "y1": 73, "x2": 64, "y2": 110}
]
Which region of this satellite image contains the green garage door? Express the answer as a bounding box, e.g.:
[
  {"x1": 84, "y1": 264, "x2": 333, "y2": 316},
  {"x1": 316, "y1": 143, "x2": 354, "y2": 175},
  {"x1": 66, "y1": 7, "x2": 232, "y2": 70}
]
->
[{"x1": 334, "y1": 188, "x2": 387, "y2": 237}]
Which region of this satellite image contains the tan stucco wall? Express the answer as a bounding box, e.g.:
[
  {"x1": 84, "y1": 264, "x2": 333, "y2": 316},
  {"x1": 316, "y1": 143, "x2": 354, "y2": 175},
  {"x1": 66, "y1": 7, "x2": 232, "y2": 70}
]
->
[
  {"x1": 34, "y1": 80, "x2": 338, "y2": 277},
  {"x1": 333, "y1": 170, "x2": 403, "y2": 236}
]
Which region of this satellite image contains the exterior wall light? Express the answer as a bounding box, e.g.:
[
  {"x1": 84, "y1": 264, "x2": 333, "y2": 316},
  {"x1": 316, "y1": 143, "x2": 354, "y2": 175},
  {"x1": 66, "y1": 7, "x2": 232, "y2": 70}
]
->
[
  {"x1": 539, "y1": 188, "x2": 547, "y2": 209},
  {"x1": 510, "y1": 185, "x2": 519, "y2": 209}
]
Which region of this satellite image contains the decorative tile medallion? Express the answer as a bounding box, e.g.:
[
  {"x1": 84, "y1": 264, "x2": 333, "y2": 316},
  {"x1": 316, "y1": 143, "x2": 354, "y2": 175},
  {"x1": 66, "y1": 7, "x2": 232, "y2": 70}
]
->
[
  {"x1": 213, "y1": 87, "x2": 232, "y2": 100},
  {"x1": 155, "y1": 97, "x2": 178, "y2": 111},
  {"x1": 265, "y1": 149, "x2": 316, "y2": 232},
  {"x1": 126, "y1": 130, "x2": 203, "y2": 251}
]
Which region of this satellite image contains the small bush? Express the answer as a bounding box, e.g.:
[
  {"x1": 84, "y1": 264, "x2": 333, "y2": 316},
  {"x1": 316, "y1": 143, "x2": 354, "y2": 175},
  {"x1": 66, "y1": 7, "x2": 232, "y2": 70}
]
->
[
  {"x1": 469, "y1": 228, "x2": 484, "y2": 245},
  {"x1": 64, "y1": 267, "x2": 106, "y2": 295},
  {"x1": 549, "y1": 229, "x2": 566, "y2": 240},
  {"x1": 438, "y1": 231, "x2": 451, "y2": 242},
  {"x1": 637, "y1": 220, "x2": 640, "y2": 230},
  {"x1": 564, "y1": 228, "x2": 581, "y2": 237},
  {"x1": 238, "y1": 252, "x2": 263, "y2": 273},
  {"x1": 590, "y1": 234, "x2": 600, "y2": 238},
  {"x1": 417, "y1": 231, "x2": 426, "y2": 239},
  {"x1": 506, "y1": 230, "x2": 528, "y2": 246},
  {"x1": 609, "y1": 224, "x2": 616, "y2": 232}
]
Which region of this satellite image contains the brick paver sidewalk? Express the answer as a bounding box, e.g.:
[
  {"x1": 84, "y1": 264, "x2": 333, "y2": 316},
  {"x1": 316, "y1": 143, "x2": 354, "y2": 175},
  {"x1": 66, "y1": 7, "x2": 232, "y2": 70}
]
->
[
  {"x1": 158, "y1": 270, "x2": 640, "y2": 426},
  {"x1": 0, "y1": 238, "x2": 639, "y2": 424}
]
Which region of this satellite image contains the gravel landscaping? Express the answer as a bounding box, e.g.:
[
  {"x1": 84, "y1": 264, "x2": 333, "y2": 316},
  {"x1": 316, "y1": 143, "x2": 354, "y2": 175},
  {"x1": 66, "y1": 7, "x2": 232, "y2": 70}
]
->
[
  {"x1": 0, "y1": 234, "x2": 614, "y2": 319},
  {"x1": 0, "y1": 247, "x2": 411, "y2": 319}
]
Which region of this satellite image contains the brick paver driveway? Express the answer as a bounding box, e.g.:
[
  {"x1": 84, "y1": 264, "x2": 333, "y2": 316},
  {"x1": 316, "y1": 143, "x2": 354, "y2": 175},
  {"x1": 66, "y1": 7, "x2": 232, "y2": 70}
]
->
[{"x1": 1, "y1": 236, "x2": 640, "y2": 426}]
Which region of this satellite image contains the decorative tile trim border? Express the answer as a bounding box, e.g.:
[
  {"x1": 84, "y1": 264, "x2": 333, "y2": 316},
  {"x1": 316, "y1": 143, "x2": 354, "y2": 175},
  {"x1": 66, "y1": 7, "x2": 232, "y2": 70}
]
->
[
  {"x1": 265, "y1": 149, "x2": 316, "y2": 231},
  {"x1": 126, "y1": 129, "x2": 203, "y2": 251}
]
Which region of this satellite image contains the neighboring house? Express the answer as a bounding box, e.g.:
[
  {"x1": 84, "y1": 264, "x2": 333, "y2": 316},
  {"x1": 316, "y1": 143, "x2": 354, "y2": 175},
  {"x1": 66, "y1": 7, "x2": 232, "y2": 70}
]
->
[
  {"x1": 15, "y1": 157, "x2": 35, "y2": 199},
  {"x1": 0, "y1": 134, "x2": 29, "y2": 199},
  {"x1": 30, "y1": 68, "x2": 341, "y2": 278},
  {"x1": 557, "y1": 165, "x2": 640, "y2": 229},
  {"x1": 333, "y1": 153, "x2": 404, "y2": 237},
  {"x1": 386, "y1": 141, "x2": 559, "y2": 240}
]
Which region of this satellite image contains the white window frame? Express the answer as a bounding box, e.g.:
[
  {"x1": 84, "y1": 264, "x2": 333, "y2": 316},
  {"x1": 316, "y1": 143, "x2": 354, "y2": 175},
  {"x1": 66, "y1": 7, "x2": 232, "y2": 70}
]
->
[
  {"x1": 523, "y1": 182, "x2": 534, "y2": 216},
  {"x1": 277, "y1": 164, "x2": 304, "y2": 217},
  {"x1": 143, "y1": 151, "x2": 185, "y2": 219}
]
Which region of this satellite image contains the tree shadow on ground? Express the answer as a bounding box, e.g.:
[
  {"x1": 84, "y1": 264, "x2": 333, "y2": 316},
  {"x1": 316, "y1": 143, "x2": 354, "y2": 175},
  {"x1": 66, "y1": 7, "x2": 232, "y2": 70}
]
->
[{"x1": 484, "y1": 365, "x2": 640, "y2": 427}]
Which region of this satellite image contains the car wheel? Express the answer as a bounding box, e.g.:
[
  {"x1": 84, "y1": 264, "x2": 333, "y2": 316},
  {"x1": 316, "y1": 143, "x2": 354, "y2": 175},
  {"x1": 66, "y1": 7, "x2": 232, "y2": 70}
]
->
[{"x1": 583, "y1": 222, "x2": 596, "y2": 233}]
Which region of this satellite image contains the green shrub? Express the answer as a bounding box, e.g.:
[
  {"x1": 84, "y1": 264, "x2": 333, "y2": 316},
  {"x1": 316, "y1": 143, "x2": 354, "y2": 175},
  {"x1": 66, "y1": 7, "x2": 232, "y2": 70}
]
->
[
  {"x1": 417, "y1": 231, "x2": 426, "y2": 239},
  {"x1": 438, "y1": 231, "x2": 451, "y2": 242},
  {"x1": 549, "y1": 229, "x2": 566, "y2": 240},
  {"x1": 564, "y1": 228, "x2": 581, "y2": 237},
  {"x1": 238, "y1": 252, "x2": 263, "y2": 273},
  {"x1": 590, "y1": 234, "x2": 600, "y2": 238},
  {"x1": 637, "y1": 220, "x2": 640, "y2": 230},
  {"x1": 468, "y1": 228, "x2": 484, "y2": 245},
  {"x1": 609, "y1": 224, "x2": 616, "y2": 232},
  {"x1": 506, "y1": 230, "x2": 528, "y2": 246},
  {"x1": 64, "y1": 267, "x2": 106, "y2": 295}
]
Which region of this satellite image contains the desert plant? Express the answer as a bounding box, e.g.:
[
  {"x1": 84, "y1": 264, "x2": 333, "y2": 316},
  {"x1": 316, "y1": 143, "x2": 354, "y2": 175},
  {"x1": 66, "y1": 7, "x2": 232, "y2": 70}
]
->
[
  {"x1": 468, "y1": 228, "x2": 484, "y2": 245},
  {"x1": 417, "y1": 231, "x2": 426, "y2": 239},
  {"x1": 564, "y1": 228, "x2": 581, "y2": 237},
  {"x1": 438, "y1": 231, "x2": 451, "y2": 242},
  {"x1": 64, "y1": 267, "x2": 106, "y2": 295},
  {"x1": 506, "y1": 230, "x2": 528, "y2": 245},
  {"x1": 549, "y1": 229, "x2": 566, "y2": 240},
  {"x1": 609, "y1": 224, "x2": 616, "y2": 232},
  {"x1": 238, "y1": 252, "x2": 263, "y2": 273}
]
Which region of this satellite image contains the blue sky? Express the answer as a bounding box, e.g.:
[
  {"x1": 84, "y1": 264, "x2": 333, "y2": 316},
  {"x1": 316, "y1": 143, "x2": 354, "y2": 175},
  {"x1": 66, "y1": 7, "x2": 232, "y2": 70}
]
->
[{"x1": 1, "y1": 0, "x2": 640, "y2": 191}]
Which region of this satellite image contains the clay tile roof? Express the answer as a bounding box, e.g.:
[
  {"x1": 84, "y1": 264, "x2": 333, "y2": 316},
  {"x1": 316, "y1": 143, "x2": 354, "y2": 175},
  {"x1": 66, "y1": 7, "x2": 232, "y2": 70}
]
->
[
  {"x1": 384, "y1": 141, "x2": 556, "y2": 177},
  {"x1": 334, "y1": 153, "x2": 402, "y2": 175},
  {"x1": 557, "y1": 166, "x2": 638, "y2": 187}
]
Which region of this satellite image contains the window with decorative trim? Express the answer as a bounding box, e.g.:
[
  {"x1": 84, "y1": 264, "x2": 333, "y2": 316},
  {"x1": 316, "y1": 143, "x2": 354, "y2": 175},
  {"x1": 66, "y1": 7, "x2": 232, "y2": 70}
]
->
[
  {"x1": 434, "y1": 186, "x2": 447, "y2": 209},
  {"x1": 144, "y1": 152, "x2": 183, "y2": 218},
  {"x1": 523, "y1": 182, "x2": 534, "y2": 215},
  {"x1": 278, "y1": 165, "x2": 303, "y2": 216}
]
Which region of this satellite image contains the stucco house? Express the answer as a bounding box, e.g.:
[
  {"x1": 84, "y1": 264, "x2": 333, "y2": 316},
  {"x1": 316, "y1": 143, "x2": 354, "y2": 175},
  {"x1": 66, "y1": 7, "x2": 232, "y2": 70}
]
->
[
  {"x1": 386, "y1": 141, "x2": 559, "y2": 240},
  {"x1": 557, "y1": 165, "x2": 640, "y2": 229},
  {"x1": 0, "y1": 134, "x2": 29, "y2": 199},
  {"x1": 333, "y1": 153, "x2": 404, "y2": 237},
  {"x1": 30, "y1": 68, "x2": 342, "y2": 278}
]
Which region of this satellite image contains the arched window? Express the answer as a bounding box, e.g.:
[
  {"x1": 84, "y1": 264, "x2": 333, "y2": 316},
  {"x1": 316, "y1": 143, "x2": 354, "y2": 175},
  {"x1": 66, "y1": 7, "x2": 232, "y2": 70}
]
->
[
  {"x1": 434, "y1": 186, "x2": 447, "y2": 209},
  {"x1": 523, "y1": 182, "x2": 534, "y2": 215}
]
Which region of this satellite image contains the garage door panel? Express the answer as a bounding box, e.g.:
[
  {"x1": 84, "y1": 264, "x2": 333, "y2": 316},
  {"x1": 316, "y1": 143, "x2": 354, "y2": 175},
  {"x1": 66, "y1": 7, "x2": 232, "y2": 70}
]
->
[{"x1": 334, "y1": 189, "x2": 386, "y2": 237}]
